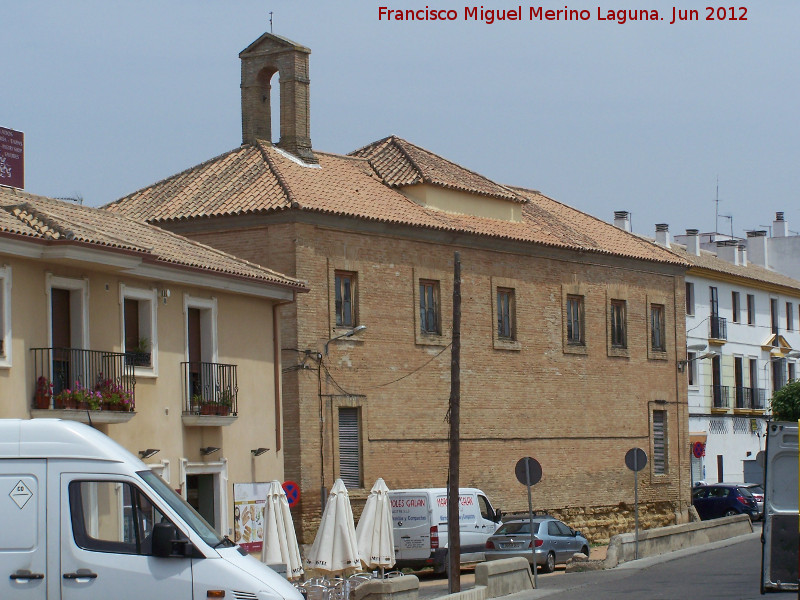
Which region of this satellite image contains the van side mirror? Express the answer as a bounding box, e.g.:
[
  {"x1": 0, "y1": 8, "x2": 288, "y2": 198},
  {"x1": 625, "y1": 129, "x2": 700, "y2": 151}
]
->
[
  {"x1": 152, "y1": 522, "x2": 192, "y2": 558},
  {"x1": 494, "y1": 509, "x2": 502, "y2": 523}
]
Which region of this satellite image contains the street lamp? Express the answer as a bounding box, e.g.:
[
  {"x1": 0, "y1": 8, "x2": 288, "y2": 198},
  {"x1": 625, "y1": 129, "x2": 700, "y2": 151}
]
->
[
  {"x1": 678, "y1": 349, "x2": 719, "y2": 372},
  {"x1": 324, "y1": 324, "x2": 367, "y2": 355}
]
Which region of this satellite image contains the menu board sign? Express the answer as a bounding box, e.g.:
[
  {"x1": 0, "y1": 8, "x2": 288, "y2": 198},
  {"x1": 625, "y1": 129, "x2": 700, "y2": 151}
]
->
[{"x1": 0, "y1": 127, "x2": 24, "y2": 189}]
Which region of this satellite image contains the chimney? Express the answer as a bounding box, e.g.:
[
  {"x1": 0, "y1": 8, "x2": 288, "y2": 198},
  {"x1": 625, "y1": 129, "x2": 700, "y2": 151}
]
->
[
  {"x1": 655, "y1": 223, "x2": 671, "y2": 248},
  {"x1": 614, "y1": 211, "x2": 631, "y2": 232},
  {"x1": 746, "y1": 230, "x2": 769, "y2": 267},
  {"x1": 738, "y1": 244, "x2": 747, "y2": 267},
  {"x1": 716, "y1": 239, "x2": 739, "y2": 265},
  {"x1": 240, "y1": 33, "x2": 317, "y2": 164},
  {"x1": 685, "y1": 228, "x2": 700, "y2": 256},
  {"x1": 774, "y1": 211, "x2": 789, "y2": 237}
]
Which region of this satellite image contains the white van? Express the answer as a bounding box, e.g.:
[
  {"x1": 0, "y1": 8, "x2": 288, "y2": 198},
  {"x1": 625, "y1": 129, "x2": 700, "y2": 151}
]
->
[
  {"x1": 0, "y1": 419, "x2": 302, "y2": 600},
  {"x1": 390, "y1": 487, "x2": 502, "y2": 573}
]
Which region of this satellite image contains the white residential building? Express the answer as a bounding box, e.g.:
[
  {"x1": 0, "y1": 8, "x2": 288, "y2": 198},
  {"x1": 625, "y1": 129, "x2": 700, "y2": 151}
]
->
[{"x1": 618, "y1": 213, "x2": 800, "y2": 484}]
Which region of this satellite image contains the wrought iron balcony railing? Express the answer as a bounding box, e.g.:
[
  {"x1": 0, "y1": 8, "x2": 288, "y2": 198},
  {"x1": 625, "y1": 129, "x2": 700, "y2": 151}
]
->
[
  {"x1": 754, "y1": 388, "x2": 766, "y2": 410},
  {"x1": 710, "y1": 316, "x2": 727, "y2": 340},
  {"x1": 182, "y1": 361, "x2": 238, "y2": 416},
  {"x1": 735, "y1": 386, "x2": 753, "y2": 409},
  {"x1": 712, "y1": 384, "x2": 730, "y2": 409},
  {"x1": 31, "y1": 347, "x2": 135, "y2": 411}
]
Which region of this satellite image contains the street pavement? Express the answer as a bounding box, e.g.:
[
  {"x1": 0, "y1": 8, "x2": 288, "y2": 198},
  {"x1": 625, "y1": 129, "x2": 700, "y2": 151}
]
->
[{"x1": 417, "y1": 526, "x2": 796, "y2": 600}]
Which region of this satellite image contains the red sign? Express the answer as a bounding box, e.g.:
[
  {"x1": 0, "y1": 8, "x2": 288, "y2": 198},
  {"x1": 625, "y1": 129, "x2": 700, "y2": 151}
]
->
[
  {"x1": 282, "y1": 481, "x2": 300, "y2": 507},
  {"x1": 692, "y1": 441, "x2": 705, "y2": 459},
  {"x1": 0, "y1": 127, "x2": 24, "y2": 189}
]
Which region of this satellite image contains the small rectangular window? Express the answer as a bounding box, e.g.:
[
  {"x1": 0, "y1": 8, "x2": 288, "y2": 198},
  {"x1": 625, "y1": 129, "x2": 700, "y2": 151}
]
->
[
  {"x1": 566, "y1": 295, "x2": 584, "y2": 345},
  {"x1": 651, "y1": 304, "x2": 666, "y2": 352},
  {"x1": 610, "y1": 299, "x2": 627, "y2": 348},
  {"x1": 731, "y1": 292, "x2": 740, "y2": 324},
  {"x1": 497, "y1": 288, "x2": 515, "y2": 340},
  {"x1": 790, "y1": 362, "x2": 797, "y2": 383},
  {"x1": 685, "y1": 282, "x2": 694, "y2": 316},
  {"x1": 334, "y1": 272, "x2": 356, "y2": 327},
  {"x1": 419, "y1": 280, "x2": 440, "y2": 334},
  {"x1": 653, "y1": 410, "x2": 667, "y2": 475},
  {"x1": 338, "y1": 407, "x2": 361, "y2": 488},
  {"x1": 771, "y1": 298, "x2": 779, "y2": 336},
  {"x1": 747, "y1": 294, "x2": 755, "y2": 325},
  {"x1": 787, "y1": 302, "x2": 794, "y2": 331}
]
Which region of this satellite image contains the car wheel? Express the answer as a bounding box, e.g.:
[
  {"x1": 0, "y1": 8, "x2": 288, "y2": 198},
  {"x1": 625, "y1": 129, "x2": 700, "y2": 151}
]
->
[
  {"x1": 581, "y1": 546, "x2": 589, "y2": 557},
  {"x1": 724, "y1": 509, "x2": 737, "y2": 517},
  {"x1": 540, "y1": 551, "x2": 556, "y2": 573}
]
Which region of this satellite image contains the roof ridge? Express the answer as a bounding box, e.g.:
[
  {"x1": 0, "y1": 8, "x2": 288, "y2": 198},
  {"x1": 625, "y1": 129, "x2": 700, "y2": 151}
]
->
[
  {"x1": 256, "y1": 141, "x2": 297, "y2": 207},
  {"x1": 348, "y1": 134, "x2": 396, "y2": 157},
  {"x1": 1, "y1": 202, "x2": 73, "y2": 240},
  {"x1": 388, "y1": 136, "x2": 425, "y2": 183},
  {"x1": 105, "y1": 145, "x2": 248, "y2": 208},
  {"x1": 392, "y1": 137, "x2": 526, "y2": 202}
]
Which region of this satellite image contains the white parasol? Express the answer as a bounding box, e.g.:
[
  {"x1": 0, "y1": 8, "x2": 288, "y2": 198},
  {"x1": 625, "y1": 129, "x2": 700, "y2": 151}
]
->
[
  {"x1": 261, "y1": 480, "x2": 304, "y2": 579},
  {"x1": 356, "y1": 478, "x2": 395, "y2": 576},
  {"x1": 305, "y1": 479, "x2": 361, "y2": 574}
]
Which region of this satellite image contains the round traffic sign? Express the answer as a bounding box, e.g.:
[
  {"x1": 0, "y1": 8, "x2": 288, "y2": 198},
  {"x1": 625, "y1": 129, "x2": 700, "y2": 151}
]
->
[
  {"x1": 625, "y1": 448, "x2": 647, "y2": 472},
  {"x1": 282, "y1": 480, "x2": 300, "y2": 507},
  {"x1": 692, "y1": 441, "x2": 705, "y2": 459},
  {"x1": 515, "y1": 457, "x2": 542, "y2": 486}
]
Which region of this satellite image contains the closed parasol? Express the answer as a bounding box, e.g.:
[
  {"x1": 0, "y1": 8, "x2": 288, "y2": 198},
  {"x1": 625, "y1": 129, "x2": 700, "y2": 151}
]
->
[
  {"x1": 261, "y1": 480, "x2": 304, "y2": 579},
  {"x1": 305, "y1": 479, "x2": 361, "y2": 574},
  {"x1": 356, "y1": 478, "x2": 395, "y2": 576}
]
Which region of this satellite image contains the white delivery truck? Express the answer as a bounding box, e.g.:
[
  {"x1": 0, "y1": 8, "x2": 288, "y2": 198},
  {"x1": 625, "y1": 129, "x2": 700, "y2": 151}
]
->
[
  {"x1": 0, "y1": 419, "x2": 302, "y2": 600},
  {"x1": 390, "y1": 487, "x2": 502, "y2": 573}
]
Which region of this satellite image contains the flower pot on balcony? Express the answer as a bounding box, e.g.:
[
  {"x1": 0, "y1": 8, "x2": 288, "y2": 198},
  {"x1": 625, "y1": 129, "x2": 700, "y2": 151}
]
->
[
  {"x1": 34, "y1": 393, "x2": 51, "y2": 410},
  {"x1": 200, "y1": 404, "x2": 230, "y2": 416}
]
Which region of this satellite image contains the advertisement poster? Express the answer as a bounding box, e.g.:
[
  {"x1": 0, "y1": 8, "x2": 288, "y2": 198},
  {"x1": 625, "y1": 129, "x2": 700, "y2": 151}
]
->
[{"x1": 233, "y1": 482, "x2": 269, "y2": 553}]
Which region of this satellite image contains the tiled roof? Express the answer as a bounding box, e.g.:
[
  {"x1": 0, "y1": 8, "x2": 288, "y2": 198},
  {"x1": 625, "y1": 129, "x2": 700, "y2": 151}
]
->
[
  {"x1": 0, "y1": 187, "x2": 307, "y2": 291},
  {"x1": 105, "y1": 138, "x2": 686, "y2": 266},
  {"x1": 350, "y1": 136, "x2": 525, "y2": 203},
  {"x1": 669, "y1": 242, "x2": 800, "y2": 292}
]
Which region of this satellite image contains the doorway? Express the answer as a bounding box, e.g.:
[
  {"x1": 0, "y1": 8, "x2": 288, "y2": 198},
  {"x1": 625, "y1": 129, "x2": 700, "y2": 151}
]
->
[{"x1": 186, "y1": 474, "x2": 217, "y2": 529}]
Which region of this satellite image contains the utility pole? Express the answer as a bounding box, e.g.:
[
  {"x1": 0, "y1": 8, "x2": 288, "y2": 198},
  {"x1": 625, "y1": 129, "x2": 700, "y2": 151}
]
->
[{"x1": 447, "y1": 251, "x2": 461, "y2": 593}]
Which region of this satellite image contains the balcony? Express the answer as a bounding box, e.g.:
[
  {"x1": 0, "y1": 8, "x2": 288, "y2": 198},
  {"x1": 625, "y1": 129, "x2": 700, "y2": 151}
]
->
[
  {"x1": 181, "y1": 361, "x2": 238, "y2": 426},
  {"x1": 709, "y1": 316, "x2": 727, "y2": 341},
  {"x1": 30, "y1": 347, "x2": 136, "y2": 424},
  {"x1": 753, "y1": 388, "x2": 766, "y2": 411},
  {"x1": 712, "y1": 384, "x2": 730, "y2": 410}
]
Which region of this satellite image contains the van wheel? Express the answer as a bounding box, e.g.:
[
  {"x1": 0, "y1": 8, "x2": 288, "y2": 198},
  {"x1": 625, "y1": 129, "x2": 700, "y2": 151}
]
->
[
  {"x1": 581, "y1": 546, "x2": 589, "y2": 557},
  {"x1": 540, "y1": 552, "x2": 556, "y2": 573},
  {"x1": 433, "y1": 556, "x2": 447, "y2": 575}
]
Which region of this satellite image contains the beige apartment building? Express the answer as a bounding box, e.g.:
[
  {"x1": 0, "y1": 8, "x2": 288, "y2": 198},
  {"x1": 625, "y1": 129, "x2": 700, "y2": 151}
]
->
[
  {"x1": 107, "y1": 32, "x2": 692, "y2": 544},
  {"x1": 0, "y1": 187, "x2": 306, "y2": 539}
]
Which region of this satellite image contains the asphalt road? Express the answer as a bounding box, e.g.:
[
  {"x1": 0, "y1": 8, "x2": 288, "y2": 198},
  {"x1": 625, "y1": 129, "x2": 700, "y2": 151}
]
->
[{"x1": 418, "y1": 528, "x2": 797, "y2": 600}]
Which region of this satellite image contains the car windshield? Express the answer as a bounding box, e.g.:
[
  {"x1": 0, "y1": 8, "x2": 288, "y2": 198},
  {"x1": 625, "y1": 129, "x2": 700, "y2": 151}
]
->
[
  {"x1": 139, "y1": 470, "x2": 224, "y2": 547},
  {"x1": 495, "y1": 521, "x2": 536, "y2": 535}
]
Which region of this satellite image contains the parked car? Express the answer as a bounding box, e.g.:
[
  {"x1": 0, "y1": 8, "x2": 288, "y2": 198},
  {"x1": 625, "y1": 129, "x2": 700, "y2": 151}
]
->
[
  {"x1": 741, "y1": 483, "x2": 764, "y2": 520},
  {"x1": 484, "y1": 516, "x2": 589, "y2": 573},
  {"x1": 691, "y1": 483, "x2": 759, "y2": 520}
]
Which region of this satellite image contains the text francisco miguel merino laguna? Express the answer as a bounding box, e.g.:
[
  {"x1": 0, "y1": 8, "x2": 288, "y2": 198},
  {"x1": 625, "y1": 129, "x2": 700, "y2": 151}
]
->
[{"x1": 378, "y1": 6, "x2": 748, "y2": 25}]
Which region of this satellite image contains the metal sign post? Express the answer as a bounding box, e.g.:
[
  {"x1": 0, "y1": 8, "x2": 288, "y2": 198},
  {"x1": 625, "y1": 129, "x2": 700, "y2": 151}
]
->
[
  {"x1": 624, "y1": 447, "x2": 647, "y2": 560},
  {"x1": 515, "y1": 456, "x2": 542, "y2": 588}
]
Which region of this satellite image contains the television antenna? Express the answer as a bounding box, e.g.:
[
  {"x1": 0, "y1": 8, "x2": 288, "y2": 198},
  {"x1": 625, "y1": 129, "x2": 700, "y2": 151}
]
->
[{"x1": 269, "y1": 11, "x2": 273, "y2": 33}]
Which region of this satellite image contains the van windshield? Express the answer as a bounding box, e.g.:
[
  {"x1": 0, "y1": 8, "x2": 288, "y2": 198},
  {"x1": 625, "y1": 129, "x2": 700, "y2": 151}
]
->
[{"x1": 139, "y1": 470, "x2": 224, "y2": 547}]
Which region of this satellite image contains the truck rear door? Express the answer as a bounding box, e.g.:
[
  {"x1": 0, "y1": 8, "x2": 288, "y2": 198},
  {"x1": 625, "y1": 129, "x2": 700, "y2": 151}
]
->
[
  {"x1": 1, "y1": 460, "x2": 46, "y2": 600},
  {"x1": 762, "y1": 421, "x2": 798, "y2": 592},
  {"x1": 391, "y1": 493, "x2": 430, "y2": 561}
]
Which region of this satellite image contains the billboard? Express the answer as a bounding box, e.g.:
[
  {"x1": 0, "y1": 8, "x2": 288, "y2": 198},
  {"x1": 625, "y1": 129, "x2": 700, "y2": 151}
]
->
[{"x1": 0, "y1": 127, "x2": 24, "y2": 189}]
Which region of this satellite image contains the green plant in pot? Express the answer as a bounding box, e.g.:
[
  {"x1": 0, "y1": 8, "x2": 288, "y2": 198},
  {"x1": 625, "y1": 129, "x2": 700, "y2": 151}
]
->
[{"x1": 126, "y1": 337, "x2": 151, "y2": 367}]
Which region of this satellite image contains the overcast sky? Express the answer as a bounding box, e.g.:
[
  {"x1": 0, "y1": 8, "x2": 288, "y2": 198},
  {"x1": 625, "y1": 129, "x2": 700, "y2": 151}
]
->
[{"x1": 4, "y1": 1, "x2": 799, "y2": 239}]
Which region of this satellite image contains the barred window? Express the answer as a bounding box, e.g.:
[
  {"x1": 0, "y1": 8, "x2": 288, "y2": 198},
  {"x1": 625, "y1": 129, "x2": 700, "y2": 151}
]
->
[
  {"x1": 651, "y1": 304, "x2": 666, "y2": 351},
  {"x1": 653, "y1": 410, "x2": 667, "y2": 475},
  {"x1": 334, "y1": 272, "x2": 356, "y2": 327},
  {"x1": 497, "y1": 288, "x2": 516, "y2": 340},
  {"x1": 566, "y1": 295, "x2": 584, "y2": 345},
  {"x1": 610, "y1": 299, "x2": 627, "y2": 348},
  {"x1": 419, "y1": 280, "x2": 440, "y2": 334}
]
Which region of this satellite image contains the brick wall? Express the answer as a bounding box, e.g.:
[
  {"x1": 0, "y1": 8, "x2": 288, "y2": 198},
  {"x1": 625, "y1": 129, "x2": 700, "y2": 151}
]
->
[{"x1": 188, "y1": 219, "x2": 689, "y2": 545}]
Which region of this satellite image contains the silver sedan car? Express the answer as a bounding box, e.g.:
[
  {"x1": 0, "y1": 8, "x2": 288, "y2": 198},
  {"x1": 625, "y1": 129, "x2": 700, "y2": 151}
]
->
[{"x1": 484, "y1": 516, "x2": 590, "y2": 573}]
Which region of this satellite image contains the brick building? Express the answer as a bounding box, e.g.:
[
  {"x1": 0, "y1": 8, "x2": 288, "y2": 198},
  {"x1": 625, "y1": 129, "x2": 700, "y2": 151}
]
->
[{"x1": 107, "y1": 32, "x2": 691, "y2": 544}]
